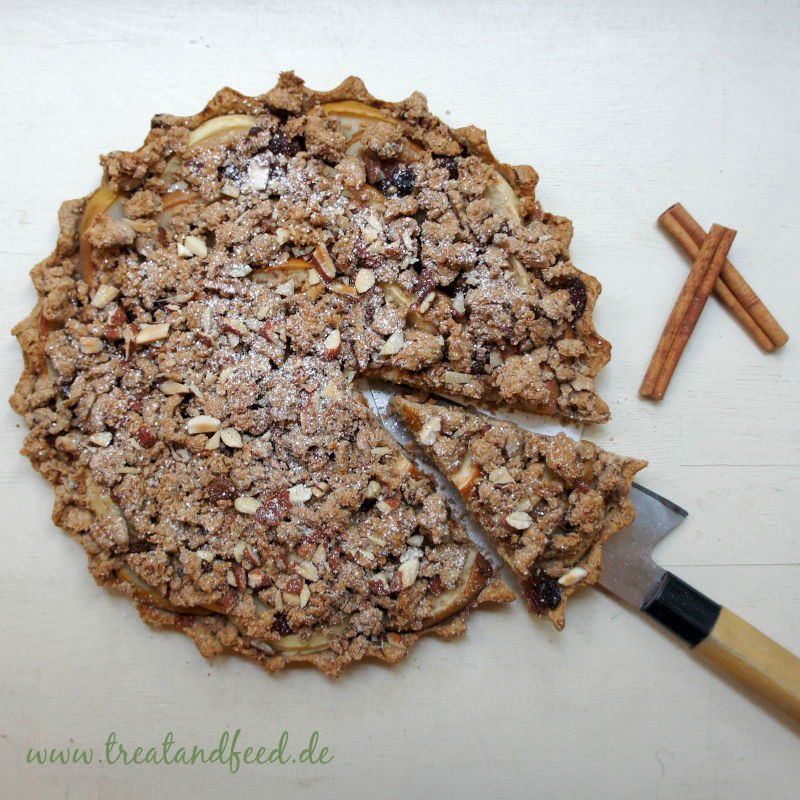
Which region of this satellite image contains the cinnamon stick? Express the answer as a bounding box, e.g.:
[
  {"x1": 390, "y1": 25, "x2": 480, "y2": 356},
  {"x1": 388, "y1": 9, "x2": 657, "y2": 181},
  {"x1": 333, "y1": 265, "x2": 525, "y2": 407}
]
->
[
  {"x1": 658, "y1": 210, "x2": 773, "y2": 352},
  {"x1": 652, "y1": 225, "x2": 736, "y2": 399},
  {"x1": 659, "y1": 204, "x2": 788, "y2": 350},
  {"x1": 640, "y1": 225, "x2": 735, "y2": 399}
]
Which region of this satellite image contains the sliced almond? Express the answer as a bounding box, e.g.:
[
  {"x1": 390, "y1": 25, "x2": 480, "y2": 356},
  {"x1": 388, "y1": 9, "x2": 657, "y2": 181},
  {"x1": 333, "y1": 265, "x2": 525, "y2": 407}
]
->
[
  {"x1": 418, "y1": 415, "x2": 441, "y2": 446},
  {"x1": 234, "y1": 496, "x2": 261, "y2": 515},
  {"x1": 288, "y1": 484, "x2": 312, "y2": 505},
  {"x1": 396, "y1": 557, "x2": 420, "y2": 589},
  {"x1": 299, "y1": 583, "x2": 311, "y2": 608},
  {"x1": 323, "y1": 329, "x2": 341, "y2": 357},
  {"x1": 311, "y1": 243, "x2": 336, "y2": 280},
  {"x1": 558, "y1": 566, "x2": 589, "y2": 587},
  {"x1": 365, "y1": 480, "x2": 381, "y2": 499},
  {"x1": 220, "y1": 428, "x2": 243, "y2": 448},
  {"x1": 505, "y1": 511, "x2": 533, "y2": 530},
  {"x1": 295, "y1": 560, "x2": 319, "y2": 582},
  {"x1": 451, "y1": 456, "x2": 481, "y2": 496},
  {"x1": 354, "y1": 268, "x2": 375, "y2": 293},
  {"x1": 183, "y1": 235, "x2": 208, "y2": 257},
  {"x1": 330, "y1": 283, "x2": 357, "y2": 297},
  {"x1": 79, "y1": 336, "x2": 103, "y2": 354},
  {"x1": 135, "y1": 323, "x2": 170, "y2": 345},
  {"x1": 233, "y1": 541, "x2": 246, "y2": 563},
  {"x1": 204, "y1": 430, "x2": 221, "y2": 451},
  {"x1": 90, "y1": 285, "x2": 120, "y2": 309},
  {"x1": 418, "y1": 292, "x2": 435, "y2": 314},
  {"x1": 489, "y1": 466, "x2": 515, "y2": 485},
  {"x1": 89, "y1": 431, "x2": 112, "y2": 447},
  {"x1": 274, "y1": 279, "x2": 294, "y2": 297},
  {"x1": 444, "y1": 370, "x2": 473, "y2": 385},
  {"x1": 186, "y1": 415, "x2": 221, "y2": 435},
  {"x1": 379, "y1": 331, "x2": 404, "y2": 356},
  {"x1": 159, "y1": 380, "x2": 191, "y2": 395}
]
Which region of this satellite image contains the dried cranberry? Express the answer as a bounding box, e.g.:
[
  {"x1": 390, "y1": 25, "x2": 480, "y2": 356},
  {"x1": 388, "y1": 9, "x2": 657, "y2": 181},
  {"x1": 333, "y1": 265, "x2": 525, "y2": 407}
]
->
[
  {"x1": 267, "y1": 131, "x2": 305, "y2": 157},
  {"x1": 136, "y1": 425, "x2": 157, "y2": 448},
  {"x1": 396, "y1": 167, "x2": 417, "y2": 196},
  {"x1": 437, "y1": 156, "x2": 459, "y2": 180},
  {"x1": 271, "y1": 612, "x2": 292, "y2": 635},
  {"x1": 205, "y1": 477, "x2": 236, "y2": 502},
  {"x1": 376, "y1": 167, "x2": 417, "y2": 197},
  {"x1": 220, "y1": 163, "x2": 243, "y2": 181},
  {"x1": 475, "y1": 553, "x2": 494, "y2": 578},
  {"x1": 566, "y1": 278, "x2": 587, "y2": 318},
  {"x1": 428, "y1": 575, "x2": 444, "y2": 596},
  {"x1": 523, "y1": 568, "x2": 562, "y2": 614},
  {"x1": 574, "y1": 480, "x2": 590, "y2": 494},
  {"x1": 255, "y1": 491, "x2": 290, "y2": 527},
  {"x1": 413, "y1": 268, "x2": 437, "y2": 301}
]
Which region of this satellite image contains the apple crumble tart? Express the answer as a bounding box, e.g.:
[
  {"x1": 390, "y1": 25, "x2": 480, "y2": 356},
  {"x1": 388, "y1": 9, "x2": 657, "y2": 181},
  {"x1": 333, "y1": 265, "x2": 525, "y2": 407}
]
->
[
  {"x1": 11, "y1": 71, "x2": 620, "y2": 674},
  {"x1": 392, "y1": 396, "x2": 645, "y2": 629}
]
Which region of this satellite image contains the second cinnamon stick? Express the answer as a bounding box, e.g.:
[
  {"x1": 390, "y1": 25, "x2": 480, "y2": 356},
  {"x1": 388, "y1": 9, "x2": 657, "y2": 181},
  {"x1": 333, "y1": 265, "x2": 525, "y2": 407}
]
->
[{"x1": 652, "y1": 224, "x2": 737, "y2": 399}]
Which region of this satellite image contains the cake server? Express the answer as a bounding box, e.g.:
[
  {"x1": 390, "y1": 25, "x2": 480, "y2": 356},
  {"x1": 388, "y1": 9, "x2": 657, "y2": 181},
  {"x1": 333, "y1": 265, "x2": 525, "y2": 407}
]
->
[{"x1": 601, "y1": 483, "x2": 800, "y2": 724}]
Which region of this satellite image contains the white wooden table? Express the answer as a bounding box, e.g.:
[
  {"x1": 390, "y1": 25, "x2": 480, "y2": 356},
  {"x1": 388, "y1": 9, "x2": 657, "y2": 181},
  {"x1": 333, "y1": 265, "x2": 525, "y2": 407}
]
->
[{"x1": 1, "y1": 2, "x2": 797, "y2": 798}]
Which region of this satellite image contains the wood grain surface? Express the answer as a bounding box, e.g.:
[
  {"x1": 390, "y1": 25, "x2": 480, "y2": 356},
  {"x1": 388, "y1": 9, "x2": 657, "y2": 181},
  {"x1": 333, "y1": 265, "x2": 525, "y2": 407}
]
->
[{"x1": 0, "y1": 2, "x2": 797, "y2": 799}]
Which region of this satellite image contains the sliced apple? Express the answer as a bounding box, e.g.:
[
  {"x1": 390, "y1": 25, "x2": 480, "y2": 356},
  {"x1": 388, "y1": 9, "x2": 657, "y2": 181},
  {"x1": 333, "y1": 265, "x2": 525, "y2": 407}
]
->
[
  {"x1": 79, "y1": 184, "x2": 120, "y2": 284},
  {"x1": 486, "y1": 171, "x2": 522, "y2": 224},
  {"x1": 423, "y1": 551, "x2": 491, "y2": 626},
  {"x1": 321, "y1": 100, "x2": 399, "y2": 139},
  {"x1": 186, "y1": 114, "x2": 257, "y2": 149},
  {"x1": 116, "y1": 564, "x2": 212, "y2": 616},
  {"x1": 162, "y1": 190, "x2": 202, "y2": 211},
  {"x1": 250, "y1": 258, "x2": 312, "y2": 284},
  {"x1": 271, "y1": 624, "x2": 348, "y2": 656},
  {"x1": 322, "y1": 100, "x2": 422, "y2": 164}
]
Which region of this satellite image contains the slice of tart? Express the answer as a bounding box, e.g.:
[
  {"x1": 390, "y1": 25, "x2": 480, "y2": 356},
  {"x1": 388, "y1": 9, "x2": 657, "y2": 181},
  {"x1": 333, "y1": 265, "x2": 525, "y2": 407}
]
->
[{"x1": 391, "y1": 396, "x2": 646, "y2": 629}]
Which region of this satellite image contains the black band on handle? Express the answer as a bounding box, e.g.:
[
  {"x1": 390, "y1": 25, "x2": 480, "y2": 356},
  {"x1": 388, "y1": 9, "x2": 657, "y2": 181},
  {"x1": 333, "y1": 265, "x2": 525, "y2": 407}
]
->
[{"x1": 642, "y1": 571, "x2": 721, "y2": 647}]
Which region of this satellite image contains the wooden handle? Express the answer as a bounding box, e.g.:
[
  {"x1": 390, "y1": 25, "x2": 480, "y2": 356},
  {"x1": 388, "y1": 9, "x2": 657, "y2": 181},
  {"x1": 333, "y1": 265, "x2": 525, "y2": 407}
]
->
[{"x1": 695, "y1": 607, "x2": 800, "y2": 724}]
